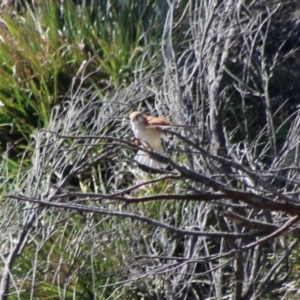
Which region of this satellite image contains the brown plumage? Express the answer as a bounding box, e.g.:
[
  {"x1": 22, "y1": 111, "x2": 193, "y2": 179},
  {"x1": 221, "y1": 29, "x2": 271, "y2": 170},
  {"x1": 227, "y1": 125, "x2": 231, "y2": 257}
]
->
[{"x1": 129, "y1": 111, "x2": 170, "y2": 169}]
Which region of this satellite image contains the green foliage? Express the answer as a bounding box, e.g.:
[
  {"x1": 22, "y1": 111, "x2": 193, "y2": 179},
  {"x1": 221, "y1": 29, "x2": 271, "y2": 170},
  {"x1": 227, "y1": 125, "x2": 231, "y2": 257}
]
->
[
  {"x1": 0, "y1": 1, "x2": 169, "y2": 298},
  {"x1": 0, "y1": 0, "x2": 163, "y2": 161}
]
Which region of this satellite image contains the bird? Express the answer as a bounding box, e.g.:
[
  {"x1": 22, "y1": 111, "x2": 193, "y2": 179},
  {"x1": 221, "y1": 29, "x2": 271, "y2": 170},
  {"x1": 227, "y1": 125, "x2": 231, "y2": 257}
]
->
[{"x1": 129, "y1": 111, "x2": 172, "y2": 169}]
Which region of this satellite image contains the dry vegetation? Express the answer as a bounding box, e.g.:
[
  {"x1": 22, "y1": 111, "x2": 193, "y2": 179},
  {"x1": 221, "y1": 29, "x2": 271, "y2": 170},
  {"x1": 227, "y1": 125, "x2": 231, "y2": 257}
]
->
[{"x1": 1, "y1": 1, "x2": 300, "y2": 299}]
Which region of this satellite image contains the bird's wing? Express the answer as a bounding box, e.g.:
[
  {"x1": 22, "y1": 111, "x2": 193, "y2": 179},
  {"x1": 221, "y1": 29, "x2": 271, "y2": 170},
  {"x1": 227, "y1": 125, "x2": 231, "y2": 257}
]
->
[
  {"x1": 145, "y1": 115, "x2": 172, "y2": 127},
  {"x1": 145, "y1": 115, "x2": 197, "y2": 128}
]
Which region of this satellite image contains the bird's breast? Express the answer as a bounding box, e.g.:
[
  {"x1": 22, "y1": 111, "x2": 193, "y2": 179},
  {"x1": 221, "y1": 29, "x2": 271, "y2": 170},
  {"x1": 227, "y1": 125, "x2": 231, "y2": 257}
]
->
[{"x1": 132, "y1": 125, "x2": 163, "y2": 152}]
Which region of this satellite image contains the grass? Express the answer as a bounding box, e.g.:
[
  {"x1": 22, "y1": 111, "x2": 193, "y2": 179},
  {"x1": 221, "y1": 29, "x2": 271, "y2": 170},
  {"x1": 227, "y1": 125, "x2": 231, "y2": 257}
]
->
[
  {"x1": 0, "y1": 0, "x2": 164, "y2": 161},
  {"x1": 0, "y1": 1, "x2": 169, "y2": 298}
]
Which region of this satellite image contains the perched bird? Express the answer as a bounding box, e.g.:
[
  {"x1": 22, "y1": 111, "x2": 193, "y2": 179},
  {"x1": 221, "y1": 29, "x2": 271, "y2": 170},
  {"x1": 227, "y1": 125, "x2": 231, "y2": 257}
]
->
[{"x1": 129, "y1": 111, "x2": 171, "y2": 169}]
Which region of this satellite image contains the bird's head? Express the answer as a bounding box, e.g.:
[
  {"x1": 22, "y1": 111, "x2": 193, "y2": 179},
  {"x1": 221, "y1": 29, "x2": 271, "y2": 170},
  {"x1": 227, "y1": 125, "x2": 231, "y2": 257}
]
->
[{"x1": 129, "y1": 111, "x2": 146, "y2": 125}]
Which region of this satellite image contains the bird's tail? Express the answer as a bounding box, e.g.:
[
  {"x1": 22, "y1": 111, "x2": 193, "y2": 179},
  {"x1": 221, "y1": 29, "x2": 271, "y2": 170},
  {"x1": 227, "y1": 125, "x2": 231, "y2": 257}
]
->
[{"x1": 135, "y1": 149, "x2": 168, "y2": 170}]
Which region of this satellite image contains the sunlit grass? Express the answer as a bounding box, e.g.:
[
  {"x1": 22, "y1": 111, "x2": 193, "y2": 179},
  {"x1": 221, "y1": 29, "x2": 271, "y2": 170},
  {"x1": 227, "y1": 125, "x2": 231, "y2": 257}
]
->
[
  {"x1": 0, "y1": 1, "x2": 168, "y2": 298},
  {"x1": 0, "y1": 0, "x2": 163, "y2": 160}
]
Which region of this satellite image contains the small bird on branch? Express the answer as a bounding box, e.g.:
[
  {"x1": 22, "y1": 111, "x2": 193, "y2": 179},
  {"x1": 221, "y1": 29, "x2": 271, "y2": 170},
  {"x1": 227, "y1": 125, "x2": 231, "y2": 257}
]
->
[{"x1": 129, "y1": 111, "x2": 195, "y2": 170}]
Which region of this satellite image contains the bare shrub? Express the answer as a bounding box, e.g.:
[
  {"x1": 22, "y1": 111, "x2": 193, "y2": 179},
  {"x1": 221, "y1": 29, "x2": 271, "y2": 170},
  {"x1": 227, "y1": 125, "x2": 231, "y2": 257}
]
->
[{"x1": 1, "y1": 1, "x2": 300, "y2": 299}]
